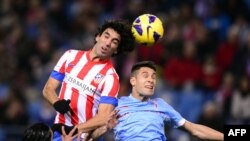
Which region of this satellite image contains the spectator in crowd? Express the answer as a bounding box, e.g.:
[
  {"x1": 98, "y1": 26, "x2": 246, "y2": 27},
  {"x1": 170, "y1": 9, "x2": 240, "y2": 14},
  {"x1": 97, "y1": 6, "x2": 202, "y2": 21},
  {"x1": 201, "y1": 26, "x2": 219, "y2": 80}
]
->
[{"x1": 230, "y1": 75, "x2": 250, "y2": 124}]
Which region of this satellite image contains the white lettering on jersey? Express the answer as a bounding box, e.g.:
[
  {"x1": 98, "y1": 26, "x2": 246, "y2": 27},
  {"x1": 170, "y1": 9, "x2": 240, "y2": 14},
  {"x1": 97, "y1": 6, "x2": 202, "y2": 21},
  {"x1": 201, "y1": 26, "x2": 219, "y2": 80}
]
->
[{"x1": 64, "y1": 74, "x2": 97, "y2": 94}]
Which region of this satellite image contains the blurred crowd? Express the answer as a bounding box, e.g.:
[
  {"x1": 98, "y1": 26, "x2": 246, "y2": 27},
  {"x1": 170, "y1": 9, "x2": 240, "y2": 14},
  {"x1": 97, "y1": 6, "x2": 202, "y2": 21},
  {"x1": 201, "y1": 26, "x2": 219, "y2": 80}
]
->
[{"x1": 0, "y1": 0, "x2": 250, "y2": 141}]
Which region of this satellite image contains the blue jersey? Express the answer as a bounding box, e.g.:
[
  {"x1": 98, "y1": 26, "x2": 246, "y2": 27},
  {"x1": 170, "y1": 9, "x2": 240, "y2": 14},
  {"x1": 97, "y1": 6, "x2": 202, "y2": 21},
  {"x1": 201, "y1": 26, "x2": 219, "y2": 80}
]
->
[{"x1": 114, "y1": 95, "x2": 185, "y2": 141}]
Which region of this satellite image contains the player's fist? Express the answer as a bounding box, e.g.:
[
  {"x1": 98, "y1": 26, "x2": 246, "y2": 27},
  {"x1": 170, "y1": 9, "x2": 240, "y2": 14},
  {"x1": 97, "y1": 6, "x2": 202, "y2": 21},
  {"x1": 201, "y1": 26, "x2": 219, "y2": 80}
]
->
[{"x1": 53, "y1": 99, "x2": 71, "y2": 114}]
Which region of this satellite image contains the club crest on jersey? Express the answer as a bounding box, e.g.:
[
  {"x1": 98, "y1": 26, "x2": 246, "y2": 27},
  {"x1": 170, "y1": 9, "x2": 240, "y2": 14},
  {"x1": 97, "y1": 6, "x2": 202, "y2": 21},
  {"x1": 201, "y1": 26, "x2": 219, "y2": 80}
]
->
[{"x1": 94, "y1": 73, "x2": 104, "y2": 84}]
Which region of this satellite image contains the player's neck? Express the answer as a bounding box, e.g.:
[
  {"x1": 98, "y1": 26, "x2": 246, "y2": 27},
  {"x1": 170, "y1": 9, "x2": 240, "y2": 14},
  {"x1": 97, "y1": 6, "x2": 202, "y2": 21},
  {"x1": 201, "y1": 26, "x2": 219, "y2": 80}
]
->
[
  {"x1": 141, "y1": 96, "x2": 149, "y2": 102},
  {"x1": 91, "y1": 55, "x2": 108, "y2": 62},
  {"x1": 89, "y1": 50, "x2": 109, "y2": 62},
  {"x1": 132, "y1": 93, "x2": 149, "y2": 102}
]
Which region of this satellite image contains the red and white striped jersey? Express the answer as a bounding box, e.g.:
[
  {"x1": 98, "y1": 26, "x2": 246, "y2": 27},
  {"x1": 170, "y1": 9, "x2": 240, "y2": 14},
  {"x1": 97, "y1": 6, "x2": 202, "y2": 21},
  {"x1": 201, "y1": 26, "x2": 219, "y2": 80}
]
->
[{"x1": 50, "y1": 49, "x2": 119, "y2": 126}]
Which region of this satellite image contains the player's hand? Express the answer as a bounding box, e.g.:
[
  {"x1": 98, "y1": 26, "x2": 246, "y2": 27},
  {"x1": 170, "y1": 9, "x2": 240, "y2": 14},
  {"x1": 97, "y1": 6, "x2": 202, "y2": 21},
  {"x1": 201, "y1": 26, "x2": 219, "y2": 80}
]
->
[
  {"x1": 82, "y1": 133, "x2": 94, "y2": 141},
  {"x1": 53, "y1": 99, "x2": 71, "y2": 114},
  {"x1": 51, "y1": 123, "x2": 78, "y2": 135},
  {"x1": 106, "y1": 109, "x2": 120, "y2": 130},
  {"x1": 61, "y1": 126, "x2": 80, "y2": 141}
]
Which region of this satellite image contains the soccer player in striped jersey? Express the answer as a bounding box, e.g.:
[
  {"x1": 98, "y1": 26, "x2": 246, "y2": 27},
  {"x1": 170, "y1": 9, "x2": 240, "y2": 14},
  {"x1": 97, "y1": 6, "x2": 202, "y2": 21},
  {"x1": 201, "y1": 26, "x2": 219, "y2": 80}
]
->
[
  {"x1": 114, "y1": 61, "x2": 224, "y2": 141},
  {"x1": 42, "y1": 20, "x2": 135, "y2": 140}
]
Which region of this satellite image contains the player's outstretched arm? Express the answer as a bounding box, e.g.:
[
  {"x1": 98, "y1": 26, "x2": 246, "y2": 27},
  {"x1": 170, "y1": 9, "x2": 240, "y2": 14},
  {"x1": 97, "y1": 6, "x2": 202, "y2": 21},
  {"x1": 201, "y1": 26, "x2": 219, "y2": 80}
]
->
[
  {"x1": 181, "y1": 120, "x2": 224, "y2": 141},
  {"x1": 83, "y1": 126, "x2": 107, "y2": 141},
  {"x1": 84, "y1": 109, "x2": 119, "y2": 140},
  {"x1": 77, "y1": 103, "x2": 115, "y2": 133}
]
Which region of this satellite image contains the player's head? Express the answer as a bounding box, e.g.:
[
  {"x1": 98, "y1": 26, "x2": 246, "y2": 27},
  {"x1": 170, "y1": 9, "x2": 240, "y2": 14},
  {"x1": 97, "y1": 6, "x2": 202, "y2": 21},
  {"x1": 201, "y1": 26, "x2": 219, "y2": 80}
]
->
[
  {"x1": 23, "y1": 123, "x2": 52, "y2": 141},
  {"x1": 130, "y1": 61, "x2": 157, "y2": 100},
  {"x1": 95, "y1": 20, "x2": 135, "y2": 56}
]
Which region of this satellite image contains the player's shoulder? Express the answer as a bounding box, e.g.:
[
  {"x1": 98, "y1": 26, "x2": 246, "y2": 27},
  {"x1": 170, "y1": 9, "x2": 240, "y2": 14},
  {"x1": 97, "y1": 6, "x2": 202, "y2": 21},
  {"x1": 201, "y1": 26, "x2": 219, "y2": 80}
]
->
[
  {"x1": 117, "y1": 96, "x2": 131, "y2": 104},
  {"x1": 151, "y1": 97, "x2": 169, "y2": 105},
  {"x1": 152, "y1": 97, "x2": 165, "y2": 102},
  {"x1": 105, "y1": 62, "x2": 119, "y2": 77},
  {"x1": 118, "y1": 96, "x2": 129, "y2": 101}
]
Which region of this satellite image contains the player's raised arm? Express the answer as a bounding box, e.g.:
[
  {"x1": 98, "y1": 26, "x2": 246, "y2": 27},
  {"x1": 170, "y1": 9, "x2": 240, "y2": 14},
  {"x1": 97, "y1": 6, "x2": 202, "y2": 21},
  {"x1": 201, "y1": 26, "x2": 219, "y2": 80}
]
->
[{"x1": 181, "y1": 120, "x2": 224, "y2": 141}]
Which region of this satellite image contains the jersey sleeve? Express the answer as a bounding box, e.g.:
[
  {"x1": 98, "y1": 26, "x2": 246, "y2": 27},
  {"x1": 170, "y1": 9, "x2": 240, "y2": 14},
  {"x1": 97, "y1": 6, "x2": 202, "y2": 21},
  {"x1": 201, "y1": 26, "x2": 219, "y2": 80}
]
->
[
  {"x1": 99, "y1": 73, "x2": 119, "y2": 107},
  {"x1": 158, "y1": 98, "x2": 186, "y2": 128},
  {"x1": 50, "y1": 50, "x2": 70, "y2": 81}
]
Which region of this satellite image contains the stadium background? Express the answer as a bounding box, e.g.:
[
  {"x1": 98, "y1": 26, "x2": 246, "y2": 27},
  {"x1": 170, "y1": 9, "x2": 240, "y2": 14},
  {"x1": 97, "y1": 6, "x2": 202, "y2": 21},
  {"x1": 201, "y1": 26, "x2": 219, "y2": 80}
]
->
[{"x1": 0, "y1": 0, "x2": 249, "y2": 140}]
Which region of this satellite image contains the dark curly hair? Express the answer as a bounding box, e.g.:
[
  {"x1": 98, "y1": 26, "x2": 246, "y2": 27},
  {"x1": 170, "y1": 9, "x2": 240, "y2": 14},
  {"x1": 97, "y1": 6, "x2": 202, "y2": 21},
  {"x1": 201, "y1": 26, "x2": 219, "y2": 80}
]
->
[
  {"x1": 95, "y1": 20, "x2": 135, "y2": 56},
  {"x1": 22, "y1": 123, "x2": 52, "y2": 141}
]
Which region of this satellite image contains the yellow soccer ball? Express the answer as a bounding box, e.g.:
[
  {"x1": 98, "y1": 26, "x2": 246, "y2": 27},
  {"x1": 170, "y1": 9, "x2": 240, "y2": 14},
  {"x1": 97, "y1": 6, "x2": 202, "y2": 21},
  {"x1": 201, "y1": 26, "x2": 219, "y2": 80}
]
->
[{"x1": 132, "y1": 14, "x2": 164, "y2": 46}]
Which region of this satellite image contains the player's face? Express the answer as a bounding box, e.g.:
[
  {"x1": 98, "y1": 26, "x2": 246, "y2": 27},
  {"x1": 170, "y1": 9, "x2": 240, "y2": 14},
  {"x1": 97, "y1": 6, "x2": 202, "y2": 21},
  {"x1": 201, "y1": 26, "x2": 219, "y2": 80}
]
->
[
  {"x1": 131, "y1": 67, "x2": 156, "y2": 98},
  {"x1": 94, "y1": 28, "x2": 120, "y2": 59}
]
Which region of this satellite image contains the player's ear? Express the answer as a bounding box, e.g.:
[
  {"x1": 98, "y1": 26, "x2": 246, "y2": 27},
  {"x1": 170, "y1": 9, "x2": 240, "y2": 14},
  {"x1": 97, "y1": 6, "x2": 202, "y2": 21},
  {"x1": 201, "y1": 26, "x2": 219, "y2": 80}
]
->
[
  {"x1": 95, "y1": 34, "x2": 100, "y2": 42},
  {"x1": 130, "y1": 77, "x2": 136, "y2": 86}
]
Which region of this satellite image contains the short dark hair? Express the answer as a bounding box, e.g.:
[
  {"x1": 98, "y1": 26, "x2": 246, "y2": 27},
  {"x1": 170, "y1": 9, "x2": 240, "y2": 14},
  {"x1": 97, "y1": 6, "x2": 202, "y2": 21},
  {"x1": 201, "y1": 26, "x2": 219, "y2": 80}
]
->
[
  {"x1": 95, "y1": 20, "x2": 135, "y2": 56},
  {"x1": 131, "y1": 61, "x2": 157, "y2": 75},
  {"x1": 23, "y1": 123, "x2": 52, "y2": 141}
]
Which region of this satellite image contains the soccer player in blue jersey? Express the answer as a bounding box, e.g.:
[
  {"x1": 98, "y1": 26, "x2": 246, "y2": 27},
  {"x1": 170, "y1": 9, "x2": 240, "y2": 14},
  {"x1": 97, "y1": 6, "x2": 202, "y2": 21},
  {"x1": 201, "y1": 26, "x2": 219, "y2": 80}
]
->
[{"x1": 113, "y1": 61, "x2": 224, "y2": 141}]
